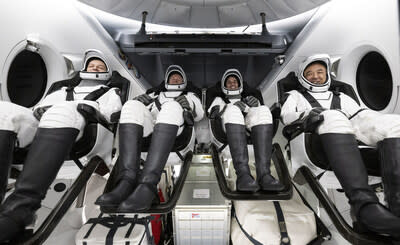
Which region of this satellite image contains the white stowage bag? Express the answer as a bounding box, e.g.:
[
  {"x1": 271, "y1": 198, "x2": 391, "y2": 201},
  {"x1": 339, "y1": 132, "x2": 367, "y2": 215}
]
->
[{"x1": 231, "y1": 189, "x2": 317, "y2": 245}]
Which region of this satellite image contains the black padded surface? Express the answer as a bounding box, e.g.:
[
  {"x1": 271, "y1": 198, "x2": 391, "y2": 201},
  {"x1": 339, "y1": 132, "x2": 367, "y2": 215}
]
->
[
  {"x1": 207, "y1": 81, "x2": 281, "y2": 145},
  {"x1": 205, "y1": 80, "x2": 264, "y2": 112},
  {"x1": 277, "y1": 72, "x2": 360, "y2": 105},
  {"x1": 304, "y1": 133, "x2": 380, "y2": 176},
  {"x1": 46, "y1": 71, "x2": 130, "y2": 104},
  {"x1": 276, "y1": 72, "x2": 380, "y2": 176},
  {"x1": 146, "y1": 80, "x2": 202, "y2": 99},
  {"x1": 15, "y1": 71, "x2": 130, "y2": 162}
]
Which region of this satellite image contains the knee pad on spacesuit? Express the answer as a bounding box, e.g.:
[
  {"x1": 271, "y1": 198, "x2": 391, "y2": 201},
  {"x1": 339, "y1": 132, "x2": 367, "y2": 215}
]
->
[
  {"x1": 317, "y1": 110, "x2": 354, "y2": 135},
  {"x1": 156, "y1": 101, "x2": 184, "y2": 126},
  {"x1": 119, "y1": 100, "x2": 149, "y2": 126},
  {"x1": 374, "y1": 114, "x2": 400, "y2": 139},
  {"x1": 0, "y1": 102, "x2": 38, "y2": 147},
  {"x1": 39, "y1": 101, "x2": 86, "y2": 131},
  {"x1": 245, "y1": 105, "x2": 273, "y2": 129},
  {"x1": 222, "y1": 104, "x2": 245, "y2": 125},
  {"x1": 352, "y1": 110, "x2": 400, "y2": 145}
]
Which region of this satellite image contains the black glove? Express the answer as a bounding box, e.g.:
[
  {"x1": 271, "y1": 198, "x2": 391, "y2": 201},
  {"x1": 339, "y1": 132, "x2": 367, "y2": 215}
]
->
[
  {"x1": 244, "y1": 96, "x2": 259, "y2": 107},
  {"x1": 33, "y1": 106, "x2": 51, "y2": 121},
  {"x1": 303, "y1": 110, "x2": 324, "y2": 133},
  {"x1": 234, "y1": 101, "x2": 247, "y2": 112},
  {"x1": 175, "y1": 95, "x2": 191, "y2": 111},
  {"x1": 183, "y1": 110, "x2": 194, "y2": 126},
  {"x1": 209, "y1": 106, "x2": 220, "y2": 119},
  {"x1": 134, "y1": 94, "x2": 153, "y2": 106}
]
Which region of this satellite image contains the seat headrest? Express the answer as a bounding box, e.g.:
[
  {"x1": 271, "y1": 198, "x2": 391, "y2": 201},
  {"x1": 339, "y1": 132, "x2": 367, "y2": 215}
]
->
[
  {"x1": 205, "y1": 81, "x2": 264, "y2": 110},
  {"x1": 277, "y1": 72, "x2": 360, "y2": 105},
  {"x1": 106, "y1": 71, "x2": 131, "y2": 104}
]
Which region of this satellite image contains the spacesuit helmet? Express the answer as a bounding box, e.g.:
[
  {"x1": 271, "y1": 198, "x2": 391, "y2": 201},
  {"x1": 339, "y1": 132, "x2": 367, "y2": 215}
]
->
[
  {"x1": 221, "y1": 68, "x2": 243, "y2": 96},
  {"x1": 165, "y1": 65, "x2": 187, "y2": 91},
  {"x1": 80, "y1": 49, "x2": 112, "y2": 81},
  {"x1": 298, "y1": 54, "x2": 331, "y2": 92}
]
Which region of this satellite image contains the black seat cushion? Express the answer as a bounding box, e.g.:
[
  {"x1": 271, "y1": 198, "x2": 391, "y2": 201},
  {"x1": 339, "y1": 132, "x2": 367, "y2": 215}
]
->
[
  {"x1": 15, "y1": 71, "x2": 130, "y2": 162},
  {"x1": 206, "y1": 81, "x2": 267, "y2": 145},
  {"x1": 70, "y1": 71, "x2": 130, "y2": 159},
  {"x1": 278, "y1": 72, "x2": 380, "y2": 176},
  {"x1": 277, "y1": 72, "x2": 360, "y2": 105},
  {"x1": 140, "y1": 80, "x2": 201, "y2": 152},
  {"x1": 46, "y1": 71, "x2": 130, "y2": 104},
  {"x1": 305, "y1": 133, "x2": 380, "y2": 176}
]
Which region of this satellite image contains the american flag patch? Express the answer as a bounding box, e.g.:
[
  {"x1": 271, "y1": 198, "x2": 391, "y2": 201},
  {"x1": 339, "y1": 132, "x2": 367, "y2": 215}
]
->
[{"x1": 191, "y1": 213, "x2": 200, "y2": 219}]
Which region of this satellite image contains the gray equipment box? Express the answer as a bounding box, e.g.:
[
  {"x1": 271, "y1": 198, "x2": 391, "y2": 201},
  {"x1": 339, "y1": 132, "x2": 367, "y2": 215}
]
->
[{"x1": 173, "y1": 155, "x2": 231, "y2": 245}]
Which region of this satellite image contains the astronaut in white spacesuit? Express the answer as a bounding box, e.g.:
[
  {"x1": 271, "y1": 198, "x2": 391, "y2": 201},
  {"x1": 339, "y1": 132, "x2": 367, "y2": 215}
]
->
[
  {"x1": 207, "y1": 69, "x2": 283, "y2": 192},
  {"x1": 281, "y1": 54, "x2": 400, "y2": 237},
  {"x1": 96, "y1": 65, "x2": 204, "y2": 212},
  {"x1": 0, "y1": 50, "x2": 123, "y2": 242}
]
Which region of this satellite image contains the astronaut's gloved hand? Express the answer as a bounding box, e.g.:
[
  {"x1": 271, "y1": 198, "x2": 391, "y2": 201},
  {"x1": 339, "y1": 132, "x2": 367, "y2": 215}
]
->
[
  {"x1": 209, "y1": 105, "x2": 221, "y2": 119},
  {"x1": 183, "y1": 110, "x2": 194, "y2": 126},
  {"x1": 134, "y1": 94, "x2": 153, "y2": 106},
  {"x1": 244, "y1": 96, "x2": 259, "y2": 107},
  {"x1": 33, "y1": 106, "x2": 51, "y2": 121},
  {"x1": 303, "y1": 110, "x2": 324, "y2": 133},
  {"x1": 175, "y1": 95, "x2": 192, "y2": 111},
  {"x1": 234, "y1": 101, "x2": 248, "y2": 112}
]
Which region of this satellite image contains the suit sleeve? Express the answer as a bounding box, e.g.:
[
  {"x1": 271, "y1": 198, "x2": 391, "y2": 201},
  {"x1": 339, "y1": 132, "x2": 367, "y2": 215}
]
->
[{"x1": 96, "y1": 88, "x2": 123, "y2": 122}]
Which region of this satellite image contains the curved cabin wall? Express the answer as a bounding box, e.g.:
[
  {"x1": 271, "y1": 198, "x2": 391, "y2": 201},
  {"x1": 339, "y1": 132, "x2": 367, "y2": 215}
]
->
[
  {"x1": 262, "y1": 0, "x2": 400, "y2": 113},
  {"x1": 0, "y1": 0, "x2": 145, "y2": 107}
]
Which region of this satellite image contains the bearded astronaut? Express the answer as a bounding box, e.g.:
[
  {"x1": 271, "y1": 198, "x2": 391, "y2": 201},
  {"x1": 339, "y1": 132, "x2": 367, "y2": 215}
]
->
[
  {"x1": 0, "y1": 49, "x2": 123, "y2": 242},
  {"x1": 96, "y1": 65, "x2": 204, "y2": 212},
  {"x1": 281, "y1": 54, "x2": 400, "y2": 237},
  {"x1": 207, "y1": 68, "x2": 284, "y2": 192}
]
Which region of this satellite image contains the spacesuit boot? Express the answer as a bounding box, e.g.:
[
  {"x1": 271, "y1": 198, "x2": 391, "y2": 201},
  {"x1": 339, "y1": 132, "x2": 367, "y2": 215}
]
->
[
  {"x1": 251, "y1": 124, "x2": 284, "y2": 191},
  {"x1": 118, "y1": 123, "x2": 178, "y2": 212},
  {"x1": 0, "y1": 127, "x2": 79, "y2": 242},
  {"x1": 379, "y1": 138, "x2": 400, "y2": 217},
  {"x1": 226, "y1": 123, "x2": 259, "y2": 192},
  {"x1": 0, "y1": 130, "x2": 16, "y2": 203},
  {"x1": 320, "y1": 133, "x2": 400, "y2": 237},
  {"x1": 96, "y1": 123, "x2": 143, "y2": 207}
]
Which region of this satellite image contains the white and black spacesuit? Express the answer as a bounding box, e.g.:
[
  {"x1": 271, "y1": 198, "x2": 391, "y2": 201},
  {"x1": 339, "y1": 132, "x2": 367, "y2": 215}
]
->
[
  {"x1": 0, "y1": 50, "x2": 123, "y2": 242},
  {"x1": 281, "y1": 54, "x2": 400, "y2": 237},
  {"x1": 96, "y1": 65, "x2": 204, "y2": 212},
  {"x1": 207, "y1": 69, "x2": 283, "y2": 192}
]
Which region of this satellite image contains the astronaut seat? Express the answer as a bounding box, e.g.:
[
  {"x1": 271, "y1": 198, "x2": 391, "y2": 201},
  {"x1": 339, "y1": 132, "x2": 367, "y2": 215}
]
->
[
  {"x1": 12, "y1": 69, "x2": 130, "y2": 173},
  {"x1": 100, "y1": 80, "x2": 201, "y2": 214},
  {"x1": 277, "y1": 72, "x2": 381, "y2": 187},
  {"x1": 4, "y1": 70, "x2": 131, "y2": 245},
  {"x1": 276, "y1": 72, "x2": 399, "y2": 245},
  {"x1": 206, "y1": 80, "x2": 292, "y2": 200}
]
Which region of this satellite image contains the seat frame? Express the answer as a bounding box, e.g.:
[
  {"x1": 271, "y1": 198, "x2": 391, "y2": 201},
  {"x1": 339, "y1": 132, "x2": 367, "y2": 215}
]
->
[
  {"x1": 277, "y1": 72, "x2": 396, "y2": 244},
  {"x1": 7, "y1": 71, "x2": 131, "y2": 244}
]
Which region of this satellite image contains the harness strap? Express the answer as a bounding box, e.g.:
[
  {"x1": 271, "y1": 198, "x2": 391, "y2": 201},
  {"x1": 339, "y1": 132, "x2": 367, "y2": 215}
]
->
[
  {"x1": 300, "y1": 90, "x2": 322, "y2": 108},
  {"x1": 273, "y1": 201, "x2": 291, "y2": 245},
  {"x1": 66, "y1": 86, "x2": 74, "y2": 101},
  {"x1": 233, "y1": 208, "x2": 263, "y2": 245},
  {"x1": 330, "y1": 91, "x2": 341, "y2": 110},
  {"x1": 300, "y1": 90, "x2": 341, "y2": 110},
  {"x1": 84, "y1": 87, "x2": 111, "y2": 101}
]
